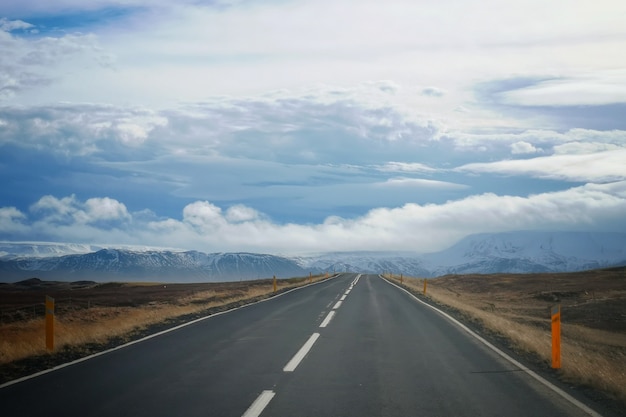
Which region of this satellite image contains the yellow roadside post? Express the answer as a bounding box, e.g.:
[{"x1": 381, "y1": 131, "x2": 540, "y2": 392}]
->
[
  {"x1": 400, "y1": 274, "x2": 403, "y2": 284},
  {"x1": 423, "y1": 279, "x2": 428, "y2": 295},
  {"x1": 551, "y1": 304, "x2": 561, "y2": 369},
  {"x1": 45, "y1": 295, "x2": 55, "y2": 351},
  {"x1": 273, "y1": 275, "x2": 277, "y2": 293}
]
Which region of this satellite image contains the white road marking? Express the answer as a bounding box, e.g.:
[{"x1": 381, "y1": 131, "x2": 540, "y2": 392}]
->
[
  {"x1": 242, "y1": 390, "x2": 275, "y2": 417},
  {"x1": 351, "y1": 274, "x2": 361, "y2": 286},
  {"x1": 319, "y1": 311, "x2": 336, "y2": 328},
  {"x1": 283, "y1": 333, "x2": 320, "y2": 372},
  {"x1": 340, "y1": 295, "x2": 347, "y2": 301},
  {"x1": 345, "y1": 290, "x2": 351, "y2": 295},
  {"x1": 380, "y1": 276, "x2": 604, "y2": 417},
  {"x1": 333, "y1": 301, "x2": 343, "y2": 309}
]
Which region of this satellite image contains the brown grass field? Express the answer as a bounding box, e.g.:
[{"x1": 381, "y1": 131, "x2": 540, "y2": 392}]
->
[
  {"x1": 384, "y1": 268, "x2": 626, "y2": 406},
  {"x1": 0, "y1": 274, "x2": 329, "y2": 383}
]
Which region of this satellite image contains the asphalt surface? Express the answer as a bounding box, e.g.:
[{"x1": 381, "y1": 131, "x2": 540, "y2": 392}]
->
[{"x1": 0, "y1": 273, "x2": 604, "y2": 417}]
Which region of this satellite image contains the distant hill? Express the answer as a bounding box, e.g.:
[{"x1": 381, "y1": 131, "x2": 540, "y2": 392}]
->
[
  {"x1": 0, "y1": 249, "x2": 306, "y2": 282},
  {"x1": 1, "y1": 231, "x2": 625, "y2": 282}
]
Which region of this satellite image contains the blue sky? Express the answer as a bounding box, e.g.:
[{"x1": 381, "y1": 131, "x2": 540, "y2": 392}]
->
[{"x1": 1, "y1": 0, "x2": 625, "y2": 254}]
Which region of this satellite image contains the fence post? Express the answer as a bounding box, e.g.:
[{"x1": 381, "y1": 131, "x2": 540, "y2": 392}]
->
[{"x1": 45, "y1": 296, "x2": 55, "y2": 351}]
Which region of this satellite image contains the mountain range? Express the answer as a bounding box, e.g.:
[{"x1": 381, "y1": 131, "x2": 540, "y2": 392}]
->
[{"x1": 1, "y1": 231, "x2": 625, "y2": 283}]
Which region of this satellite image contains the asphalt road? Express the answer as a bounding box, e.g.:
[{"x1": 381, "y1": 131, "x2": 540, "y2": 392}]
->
[{"x1": 0, "y1": 273, "x2": 604, "y2": 417}]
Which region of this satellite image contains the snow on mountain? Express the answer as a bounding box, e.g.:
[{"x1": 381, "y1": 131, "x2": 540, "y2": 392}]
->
[
  {"x1": 0, "y1": 242, "x2": 103, "y2": 259},
  {"x1": 295, "y1": 252, "x2": 430, "y2": 277},
  {"x1": 0, "y1": 231, "x2": 625, "y2": 282},
  {"x1": 420, "y1": 231, "x2": 626, "y2": 275},
  {"x1": 0, "y1": 249, "x2": 306, "y2": 282}
]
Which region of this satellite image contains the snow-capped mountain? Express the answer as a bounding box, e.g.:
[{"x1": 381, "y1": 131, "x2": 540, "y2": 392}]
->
[
  {"x1": 294, "y1": 252, "x2": 431, "y2": 277},
  {"x1": 421, "y1": 231, "x2": 626, "y2": 276},
  {"x1": 0, "y1": 249, "x2": 306, "y2": 282},
  {"x1": 0, "y1": 231, "x2": 625, "y2": 282}
]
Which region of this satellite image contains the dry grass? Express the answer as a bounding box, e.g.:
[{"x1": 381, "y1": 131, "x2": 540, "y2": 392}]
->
[
  {"x1": 0, "y1": 275, "x2": 329, "y2": 366},
  {"x1": 384, "y1": 272, "x2": 626, "y2": 405}
]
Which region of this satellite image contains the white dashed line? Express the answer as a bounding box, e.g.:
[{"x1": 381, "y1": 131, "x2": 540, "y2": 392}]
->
[
  {"x1": 242, "y1": 390, "x2": 275, "y2": 417},
  {"x1": 351, "y1": 274, "x2": 361, "y2": 286},
  {"x1": 340, "y1": 295, "x2": 347, "y2": 301},
  {"x1": 319, "y1": 311, "x2": 335, "y2": 328},
  {"x1": 283, "y1": 333, "x2": 320, "y2": 372},
  {"x1": 333, "y1": 301, "x2": 343, "y2": 310}
]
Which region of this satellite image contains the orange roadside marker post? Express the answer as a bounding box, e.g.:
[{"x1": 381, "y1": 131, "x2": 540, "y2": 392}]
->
[
  {"x1": 45, "y1": 295, "x2": 55, "y2": 351},
  {"x1": 423, "y1": 279, "x2": 428, "y2": 295},
  {"x1": 551, "y1": 304, "x2": 561, "y2": 369},
  {"x1": 273, "y1": 275, "x2": 277, "y2": 293}
]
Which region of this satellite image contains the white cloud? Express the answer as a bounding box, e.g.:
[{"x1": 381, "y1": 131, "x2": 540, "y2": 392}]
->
[
  {"x1": 500, "y1": 71, "x2": 626, "y2": 107},
  {"x1": 0, "y1": 207, "x2": 27, "y2": 233},
  {"x1": 30, "y1": 195, "x2": 130, "y2": 225},
  {"x1": 510, "y1": 141, "x2": 540, "y2": 154},
  {"x1": 0, "y1": 105, "x2": 168, "y2": 154},
  {"x1": 377, "y1": 162, "x2": 437, "y2": 173},
  {"x1": 378, "y1": 177, "x2": 468, "y2": 190},
  {"x1": 553, "y1": 142, "x2": 624, "y2": 155},
  {"x1": 457, "y1": 149, "x2": 626, "y2": 183},
  {"x1": 226, "y1": 204, "x2": 262, "y2": 222},
  {"x1": 0, "y1": 18, "x2": 34, "y2": 32},
  {"x1": 83, "y1": 197, "x2": 130, "y2": 222},
  {"x1": 447, "y1": 128, "x2": 626, "y2": 156},
  {"x1": 4, "y1": 184, "x2": 625, "y2": 254},
  {"x1": 2, "y1": 1, "x2": 626, "y2": 255}
]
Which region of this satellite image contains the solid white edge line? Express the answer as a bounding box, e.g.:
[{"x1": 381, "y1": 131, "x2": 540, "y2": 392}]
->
[
  {"x1": 0, "y1": 274, "x2": 343, "y2": 390},
  {"x1": 333, "y1": 300, "x2": 343, "y2": 309},
  {"x1": 379, "y1": 275, "x2": 603, "y2": 417},
  {"x1": 283, "y1": 333, "x2": 320, "y2": 372},
  {"x1": 241, "y1": 390, "x2": 275, "y2": 417},
  {"x1": 319, "y1": 311, "x2": 335, "y2": 328}
]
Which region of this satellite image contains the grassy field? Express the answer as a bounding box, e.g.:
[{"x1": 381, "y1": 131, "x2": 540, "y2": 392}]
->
[
  {"x1": 384, "y1": 268, "x2": 626, "y2": 406},
  {"x1": 0, "y1": 274, "x2": 329, "y2": 380}
]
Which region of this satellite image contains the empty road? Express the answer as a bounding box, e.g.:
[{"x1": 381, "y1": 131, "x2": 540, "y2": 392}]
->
[{"x1": 0, "y1": 274, "x2": 604, "y2": 416}]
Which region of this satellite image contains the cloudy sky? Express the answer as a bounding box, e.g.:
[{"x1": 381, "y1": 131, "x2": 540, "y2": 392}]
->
[{"x1": 1, "y1": 0, "x2": 625, "y2": 255}]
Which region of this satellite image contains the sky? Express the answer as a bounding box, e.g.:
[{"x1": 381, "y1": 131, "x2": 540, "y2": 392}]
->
[{"x1": 1, "y1": 0, "x2": 625, "y2": 255}]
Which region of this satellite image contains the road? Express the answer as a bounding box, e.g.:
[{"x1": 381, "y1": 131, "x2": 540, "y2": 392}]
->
[{"x1": 0, "y1": 274, "x2": 603, "y2": 417}]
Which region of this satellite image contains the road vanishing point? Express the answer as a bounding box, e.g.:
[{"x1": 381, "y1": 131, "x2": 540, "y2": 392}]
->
[{"x1": 0, "y1": 274, "x2": 607, "y2": 416}]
